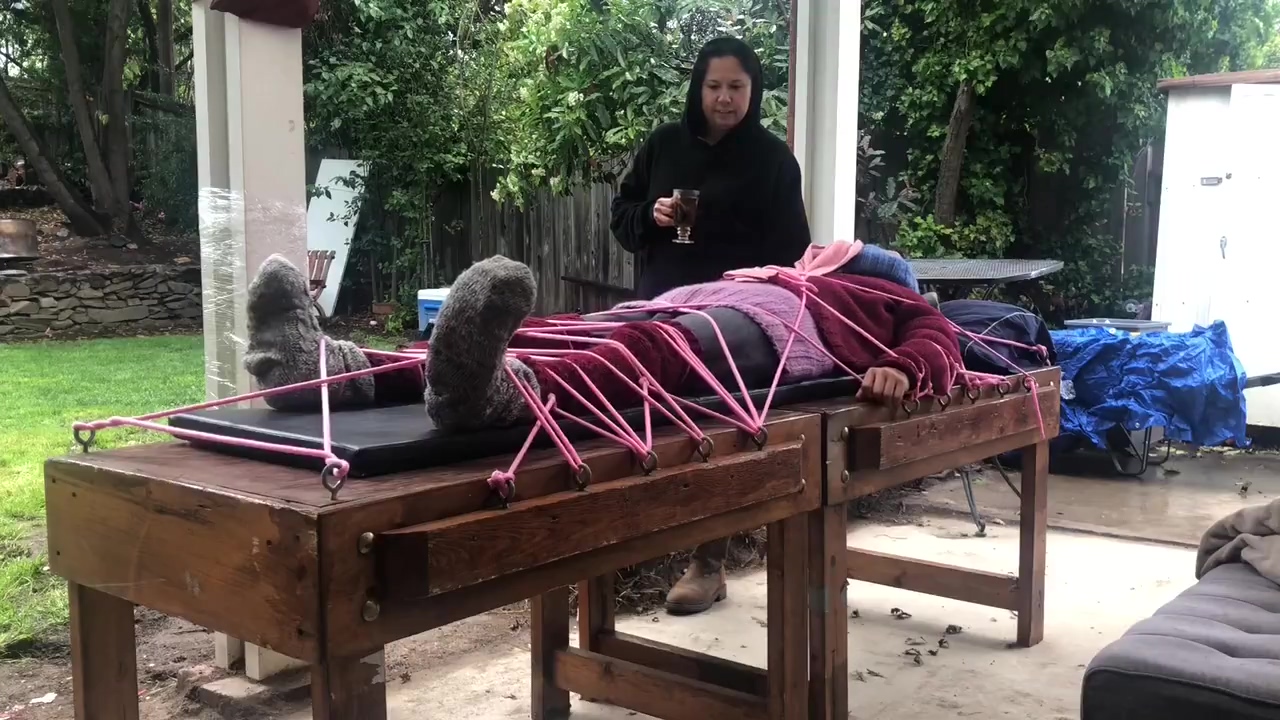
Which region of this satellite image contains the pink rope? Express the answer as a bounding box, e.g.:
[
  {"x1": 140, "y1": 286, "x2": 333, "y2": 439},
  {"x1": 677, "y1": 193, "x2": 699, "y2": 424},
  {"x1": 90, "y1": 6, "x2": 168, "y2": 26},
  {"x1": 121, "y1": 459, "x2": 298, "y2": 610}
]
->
[
  {"x1": 488, "y1": 396, "x2": 558, "y2": 501},
  {"x1": 521, "y1": 347, "x2": 706, "y2": 442},
  {"x1": 760, "y1": 291, "x2": 807, "y2": 417},
  {"x1": 74, "y1": 262, "x2": 1053, "y2": 496},
  {"x1": 85, "y1": 416, "x2": 350, "y2": 475},
  {"x1": 319, "y1": 337, "x2": 336, "y2": 465},
  {"x1": 520, "y1": 331, "x2": 760, "y2": 436},
  {"x1": 73, "y1": 354, "x2": 427, "y2": 432},
  {"x1": 539, "y1": 365, "x2": 648, "y2": 458}
]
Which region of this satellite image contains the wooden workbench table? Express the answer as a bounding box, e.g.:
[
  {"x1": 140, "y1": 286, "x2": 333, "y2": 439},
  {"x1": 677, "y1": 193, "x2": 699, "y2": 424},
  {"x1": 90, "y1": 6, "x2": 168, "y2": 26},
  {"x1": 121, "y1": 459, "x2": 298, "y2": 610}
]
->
[
  {"x1": 796, "y1": 368, "x2": 1062, "y2": 720},
  {"x1": 46, "y1": 410, "x2": 822, "y2": 720}
]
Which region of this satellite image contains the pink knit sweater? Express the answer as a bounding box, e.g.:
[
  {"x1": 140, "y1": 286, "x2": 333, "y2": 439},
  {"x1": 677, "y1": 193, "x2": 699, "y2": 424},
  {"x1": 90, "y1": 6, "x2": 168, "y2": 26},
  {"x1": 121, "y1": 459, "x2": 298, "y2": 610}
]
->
[{"x1": 634, "y1": 280, "x2": 834, "y2": 380}]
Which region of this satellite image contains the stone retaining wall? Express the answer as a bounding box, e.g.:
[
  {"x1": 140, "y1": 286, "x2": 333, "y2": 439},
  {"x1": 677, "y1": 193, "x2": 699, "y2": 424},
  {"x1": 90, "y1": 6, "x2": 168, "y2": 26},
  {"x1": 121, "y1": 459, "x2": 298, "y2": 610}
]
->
[{"x1": 0, "y1": 265, "x2": 202, "y2": 339}]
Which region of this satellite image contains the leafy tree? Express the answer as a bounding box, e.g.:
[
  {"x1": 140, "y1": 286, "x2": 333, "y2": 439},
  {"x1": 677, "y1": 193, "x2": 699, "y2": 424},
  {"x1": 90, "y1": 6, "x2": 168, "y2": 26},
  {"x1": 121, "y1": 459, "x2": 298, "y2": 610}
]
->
[
  {"x1": 861, "y1": 0, "x2": 1279, "y2": 318},
  {"x1": 304, "y1": 0, "x2": 503, "y2": 298},
  {"x1": 490, "y1": 0, "x2": 791, "y2": 204},
  {"x1": 1264, "y1": 29, "x2": 1280, "y2": 67},
  {"x1": 0, "y1": 0, "x2": 190, "y2": 238}
]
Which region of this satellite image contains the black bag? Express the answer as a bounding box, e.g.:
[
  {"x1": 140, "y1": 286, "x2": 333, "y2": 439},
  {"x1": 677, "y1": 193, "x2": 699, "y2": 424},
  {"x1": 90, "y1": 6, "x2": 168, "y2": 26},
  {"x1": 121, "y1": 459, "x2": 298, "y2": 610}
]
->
[{"x1": 941, "y1": 299, "x2": 1056, "y2": 376}]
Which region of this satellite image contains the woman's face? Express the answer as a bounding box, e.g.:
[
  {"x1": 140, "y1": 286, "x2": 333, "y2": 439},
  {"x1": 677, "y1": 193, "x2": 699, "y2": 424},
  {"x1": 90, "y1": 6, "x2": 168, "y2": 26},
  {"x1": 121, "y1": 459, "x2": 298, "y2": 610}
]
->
[{"x1": 701, "y1": 56, "x2": 752, "y2": 136}]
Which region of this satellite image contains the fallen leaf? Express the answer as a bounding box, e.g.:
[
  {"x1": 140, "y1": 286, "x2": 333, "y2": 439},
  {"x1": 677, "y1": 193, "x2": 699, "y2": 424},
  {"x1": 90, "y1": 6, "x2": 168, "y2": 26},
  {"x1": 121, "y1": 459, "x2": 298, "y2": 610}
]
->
[
  {"x1": 938, "y1": 638, "x2": 950, "y2": 649},
  {"x1": 849, "y1": 609, "x2": 860, "y2": 619},
  {"x1": 866, "y1": 669, "x2": 884, "y2": 678},
  {"x1": 945, "y1": 624, "x2": 964, "y2": 635},
  {"x1": 852, "y1": 670, "x2": 866, "y2": 682},
  {"x1": 905, "y1": 637, "x2": 927, "y2": 646},
  {"x1": 890, "y1": 608, "x2": 913, "y2": 620},
  {"x1": 927, "y1": 649, "x2": 939, "y2": 656}
]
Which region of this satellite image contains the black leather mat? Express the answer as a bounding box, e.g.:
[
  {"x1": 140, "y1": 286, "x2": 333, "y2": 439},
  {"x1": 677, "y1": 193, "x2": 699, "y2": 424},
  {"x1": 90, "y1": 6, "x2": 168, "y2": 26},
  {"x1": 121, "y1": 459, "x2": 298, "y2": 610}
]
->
[{"x1": 167, "y1": 376, "x2": 856, "y2": 477}]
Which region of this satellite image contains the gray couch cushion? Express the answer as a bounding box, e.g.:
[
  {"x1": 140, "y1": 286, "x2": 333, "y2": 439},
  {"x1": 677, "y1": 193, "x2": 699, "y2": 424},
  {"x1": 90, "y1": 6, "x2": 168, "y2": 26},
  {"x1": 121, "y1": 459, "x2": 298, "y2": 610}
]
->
[{"x1": 1082, "y1": 562, "x2": 1280, "y2": 720}]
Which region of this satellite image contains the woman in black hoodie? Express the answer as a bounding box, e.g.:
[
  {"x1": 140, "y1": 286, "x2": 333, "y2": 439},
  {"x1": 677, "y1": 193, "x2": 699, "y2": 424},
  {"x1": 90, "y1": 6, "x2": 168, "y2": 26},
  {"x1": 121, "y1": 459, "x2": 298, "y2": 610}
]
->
[
  {"x1": 610, "y1": 37, "x2": 810, "y2": 616},
  {"x1": 610, "y1": 36, "x2": 811, "y2": 301}
]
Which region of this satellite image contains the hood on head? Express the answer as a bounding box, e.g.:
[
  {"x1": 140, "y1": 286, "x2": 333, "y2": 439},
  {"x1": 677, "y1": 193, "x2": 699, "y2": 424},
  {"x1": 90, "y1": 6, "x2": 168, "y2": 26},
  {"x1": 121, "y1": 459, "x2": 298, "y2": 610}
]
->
[{"x1": 683, "y1": 36, "x2": 765, "y2": 140}]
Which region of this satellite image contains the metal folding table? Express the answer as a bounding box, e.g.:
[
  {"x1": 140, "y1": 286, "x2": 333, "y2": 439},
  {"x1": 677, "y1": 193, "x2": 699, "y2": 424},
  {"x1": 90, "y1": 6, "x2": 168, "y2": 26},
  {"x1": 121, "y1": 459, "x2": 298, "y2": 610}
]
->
[{"x1": 910, "y1": 259, "x2": 1064, "y2": 300}]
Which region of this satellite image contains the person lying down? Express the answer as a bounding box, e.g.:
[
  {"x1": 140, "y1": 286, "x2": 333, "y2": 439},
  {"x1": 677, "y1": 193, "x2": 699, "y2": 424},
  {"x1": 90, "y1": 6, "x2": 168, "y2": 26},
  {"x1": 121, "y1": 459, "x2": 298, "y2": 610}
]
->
[{"x1": 243, "y1": 243, "x2": 962, "y2": 431}]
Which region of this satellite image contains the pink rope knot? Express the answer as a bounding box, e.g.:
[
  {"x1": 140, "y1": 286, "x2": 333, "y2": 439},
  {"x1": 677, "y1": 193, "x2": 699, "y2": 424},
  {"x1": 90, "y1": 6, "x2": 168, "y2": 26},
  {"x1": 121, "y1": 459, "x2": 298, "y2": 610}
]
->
[{"x1": 489, "y1": 470, "x2": 516, "y2": 500}]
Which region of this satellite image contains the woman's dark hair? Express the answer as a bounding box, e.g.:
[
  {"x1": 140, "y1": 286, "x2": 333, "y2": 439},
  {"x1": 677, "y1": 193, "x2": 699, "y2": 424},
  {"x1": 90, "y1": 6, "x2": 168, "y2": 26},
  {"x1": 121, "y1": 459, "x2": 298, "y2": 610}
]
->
[{"x1": 683, "y1": 36, "x2": 765, "y2": 139}]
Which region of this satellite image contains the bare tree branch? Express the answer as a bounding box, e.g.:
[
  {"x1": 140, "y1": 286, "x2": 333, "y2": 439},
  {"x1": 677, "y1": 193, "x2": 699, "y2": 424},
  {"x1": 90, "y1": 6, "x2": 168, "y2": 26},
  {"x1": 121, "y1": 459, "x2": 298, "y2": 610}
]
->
[
  {"x1": 49, "y1": 0, "x2": 119, "y2": 218},
  {"x1": 0, "y1": 73, "x2": 107, "y2": 235}
]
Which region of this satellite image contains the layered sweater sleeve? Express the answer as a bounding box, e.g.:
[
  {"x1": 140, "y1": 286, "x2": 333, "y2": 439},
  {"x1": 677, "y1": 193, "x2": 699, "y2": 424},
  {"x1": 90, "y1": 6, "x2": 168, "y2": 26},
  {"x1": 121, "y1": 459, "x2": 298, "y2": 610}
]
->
[
  {"x1": 875, "y1": 298, "x2": 963, "y2": 397},
  {"x1": 609, "y1": 134, "x2": 660, "y2": 253},
  {"x1": 794, "y1": 275, "x2": 962, "y2": 398}
]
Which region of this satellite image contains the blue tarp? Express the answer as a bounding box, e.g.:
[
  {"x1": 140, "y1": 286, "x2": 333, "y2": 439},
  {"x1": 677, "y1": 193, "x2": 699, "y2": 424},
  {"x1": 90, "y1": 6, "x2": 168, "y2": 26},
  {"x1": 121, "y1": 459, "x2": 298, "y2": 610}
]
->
[{"x1": 1049, "y1": 320, "x2": 1250, "y2": 448}]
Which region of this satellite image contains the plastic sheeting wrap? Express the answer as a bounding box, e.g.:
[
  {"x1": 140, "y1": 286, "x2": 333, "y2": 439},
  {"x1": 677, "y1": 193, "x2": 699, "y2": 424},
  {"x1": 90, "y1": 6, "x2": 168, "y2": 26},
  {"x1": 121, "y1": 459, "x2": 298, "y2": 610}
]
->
[
  {"x1": 198, "y1": 186, "x2": 309, "y2": 402},
  {"x1": 1050, "y1": 320, "x2": 1249, "y2": 448}
]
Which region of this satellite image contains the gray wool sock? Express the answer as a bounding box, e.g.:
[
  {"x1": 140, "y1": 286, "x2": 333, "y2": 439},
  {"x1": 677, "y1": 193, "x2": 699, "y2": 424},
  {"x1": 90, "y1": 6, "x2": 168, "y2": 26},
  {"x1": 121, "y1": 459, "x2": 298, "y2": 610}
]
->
[
  {"x1": 425, "y1": 255, "x2": 539, "y2": 430},
  {"x1": 244, "y1": 254, "x2": 375, "y2": 411}
]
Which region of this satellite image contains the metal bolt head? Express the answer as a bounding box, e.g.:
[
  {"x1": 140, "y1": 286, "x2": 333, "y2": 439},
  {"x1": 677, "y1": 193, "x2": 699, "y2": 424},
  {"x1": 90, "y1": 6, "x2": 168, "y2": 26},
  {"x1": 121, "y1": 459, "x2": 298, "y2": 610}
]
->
[
  {"x1": 839, "y1": 426, "x2": 850, "y2": 442},
  {"x1": 362, "y1": 600, "x2": 381, "y2": 622},
  {"x1": 840, "y1": 470, "x2": 850, "y2": 484},
  {"x1": 358, "y1": 532, "x2": 375, "y2": 555}
]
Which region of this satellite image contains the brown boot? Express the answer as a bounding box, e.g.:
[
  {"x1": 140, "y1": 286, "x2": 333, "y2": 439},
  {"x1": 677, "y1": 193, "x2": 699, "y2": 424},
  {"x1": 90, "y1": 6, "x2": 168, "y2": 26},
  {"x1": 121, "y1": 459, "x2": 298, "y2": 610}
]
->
[{"x1": 665, "y1": 558, "x2": 728, "y2": 615}]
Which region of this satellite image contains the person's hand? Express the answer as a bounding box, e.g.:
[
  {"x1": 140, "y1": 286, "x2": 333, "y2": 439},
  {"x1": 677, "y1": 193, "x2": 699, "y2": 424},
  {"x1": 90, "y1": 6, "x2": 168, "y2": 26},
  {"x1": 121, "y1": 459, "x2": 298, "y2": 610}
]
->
[
  {"x1": 857, "y1": 366, "x2": 911, "y2": 405},
  {"x1": 652, "y1": 197, "x2": 677, "y2": 228}
]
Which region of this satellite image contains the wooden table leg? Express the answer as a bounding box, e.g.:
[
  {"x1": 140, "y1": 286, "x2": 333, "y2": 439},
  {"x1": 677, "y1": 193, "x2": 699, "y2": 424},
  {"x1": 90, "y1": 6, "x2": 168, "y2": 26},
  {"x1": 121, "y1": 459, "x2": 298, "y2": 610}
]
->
[
  {"x1": 69, "y1": 582, "x2": 139, "y2": 720},
  {"x1": 576, "y1": 575, "x2": 615, "y2": 703},
  {"x1": 807, "y1": 505, "x2": 848, "y2": 720},
  {"x1": 311, "y1": 649, "x2": 388, "y2": 719},
  {"x1": 767, "y1": 513, "x2": 808, "y2": 720},
  {"x1": 532, "y1": 587, "x2": 571, "y2": 720},
  {"x1": 577, "y1": 574, "x2": 615, "y2": 651},
  {"x1": 1017, "y1": 440, "x2": 1048, "y2": 647}
]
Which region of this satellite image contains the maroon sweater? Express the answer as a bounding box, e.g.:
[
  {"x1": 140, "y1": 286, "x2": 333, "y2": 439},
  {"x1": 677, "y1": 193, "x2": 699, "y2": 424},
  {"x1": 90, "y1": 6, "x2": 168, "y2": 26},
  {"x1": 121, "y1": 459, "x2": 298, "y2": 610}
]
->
[{"x1": 771, "y1": 273, "x2": 963, "y2": 397}]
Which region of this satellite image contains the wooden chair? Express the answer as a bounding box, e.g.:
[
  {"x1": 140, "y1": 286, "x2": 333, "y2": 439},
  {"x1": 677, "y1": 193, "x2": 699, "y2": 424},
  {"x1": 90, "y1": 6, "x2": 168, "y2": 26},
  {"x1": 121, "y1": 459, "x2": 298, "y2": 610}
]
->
[{"x1": 307, "y1": 250, "x2": 336, "y2": 320}]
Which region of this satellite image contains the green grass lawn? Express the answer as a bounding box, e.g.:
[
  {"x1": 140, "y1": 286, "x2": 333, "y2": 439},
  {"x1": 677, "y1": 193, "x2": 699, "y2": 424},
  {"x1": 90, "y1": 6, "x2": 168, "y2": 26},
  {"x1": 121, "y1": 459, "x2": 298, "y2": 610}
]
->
[{"x1": 0, "y1": 335, "x2": 205, "y2": 651}]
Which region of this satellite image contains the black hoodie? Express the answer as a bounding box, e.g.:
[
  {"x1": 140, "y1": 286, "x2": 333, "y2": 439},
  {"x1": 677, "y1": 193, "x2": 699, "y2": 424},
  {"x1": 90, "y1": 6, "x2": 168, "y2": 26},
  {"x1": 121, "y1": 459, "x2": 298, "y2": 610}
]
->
[{"x1": 609, "y1": 38, "x2": 811, "y2": 300}]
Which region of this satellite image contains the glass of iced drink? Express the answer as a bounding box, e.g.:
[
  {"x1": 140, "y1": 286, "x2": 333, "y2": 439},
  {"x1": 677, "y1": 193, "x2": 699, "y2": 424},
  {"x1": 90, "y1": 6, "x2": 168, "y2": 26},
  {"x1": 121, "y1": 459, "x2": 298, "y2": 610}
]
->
[{"x1": 672, "y1": 189, "x2": 700, "y2": 244}]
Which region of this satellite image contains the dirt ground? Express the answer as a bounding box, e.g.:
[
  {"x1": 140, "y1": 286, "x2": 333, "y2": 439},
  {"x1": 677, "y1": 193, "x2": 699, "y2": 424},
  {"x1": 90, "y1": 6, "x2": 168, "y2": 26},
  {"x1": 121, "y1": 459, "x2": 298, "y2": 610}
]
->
[
  {"x1": 0, "y1": 603, "x2": 563, "y2": 720},
  {"x1": 2, "y1": 206, "x2": 199, "y2": 272},
  {"x1": 0, "y1": 608, "x2": 220, "y2": 720}
]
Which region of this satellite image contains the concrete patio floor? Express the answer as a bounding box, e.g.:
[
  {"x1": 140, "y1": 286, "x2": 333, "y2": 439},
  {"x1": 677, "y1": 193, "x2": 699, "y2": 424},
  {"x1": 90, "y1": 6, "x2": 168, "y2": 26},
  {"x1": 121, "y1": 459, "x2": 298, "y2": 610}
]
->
[
  {"x1": 909, "y1": 449, "x2": 1279, "y2": 547},
  {"x1": 278, "y1": 515, "x2": 1197, "y2": 720}
]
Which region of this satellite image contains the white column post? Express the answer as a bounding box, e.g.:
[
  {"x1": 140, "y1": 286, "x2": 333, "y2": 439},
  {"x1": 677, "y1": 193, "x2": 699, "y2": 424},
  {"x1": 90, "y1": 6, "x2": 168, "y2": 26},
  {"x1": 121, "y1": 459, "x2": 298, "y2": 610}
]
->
[
  {"x1": 793, "y1": 0, "x2": 861, "y2": 246},
  {"x1": 192, "y1": 0, "x2": 309, "y2": 681}
]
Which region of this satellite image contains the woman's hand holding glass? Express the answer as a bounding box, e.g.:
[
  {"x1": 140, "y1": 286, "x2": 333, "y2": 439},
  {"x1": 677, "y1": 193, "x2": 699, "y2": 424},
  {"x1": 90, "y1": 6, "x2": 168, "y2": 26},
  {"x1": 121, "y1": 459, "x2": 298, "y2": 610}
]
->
[{"x1": 652, "y1": 197, "x2": 678, "y2": 227}]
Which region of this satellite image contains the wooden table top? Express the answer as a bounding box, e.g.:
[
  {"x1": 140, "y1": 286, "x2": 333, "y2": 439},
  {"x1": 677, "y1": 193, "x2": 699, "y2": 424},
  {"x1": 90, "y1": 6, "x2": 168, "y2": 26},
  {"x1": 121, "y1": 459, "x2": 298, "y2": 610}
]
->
[{"x1": 46, "y1": 410, "x2": 819, "y2": 516}]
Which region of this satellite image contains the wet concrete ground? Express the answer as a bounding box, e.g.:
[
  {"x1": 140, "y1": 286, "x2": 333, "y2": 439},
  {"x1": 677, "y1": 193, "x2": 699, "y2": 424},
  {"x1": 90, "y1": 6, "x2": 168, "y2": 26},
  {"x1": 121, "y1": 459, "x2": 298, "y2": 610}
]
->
[
  {"x1": 278, "y1": 517, "x2": 1196, "y2": 720},
  {"x1": 910, "y1": 449, "x2": 1280, "y2": 547}
]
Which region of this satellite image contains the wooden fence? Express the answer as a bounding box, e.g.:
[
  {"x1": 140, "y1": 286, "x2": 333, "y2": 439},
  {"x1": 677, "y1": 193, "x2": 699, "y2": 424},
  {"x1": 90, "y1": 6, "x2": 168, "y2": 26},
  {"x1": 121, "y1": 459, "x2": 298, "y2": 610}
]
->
[{"x1": 424, "y1": 171, "x2": 638, "y2": 315}]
